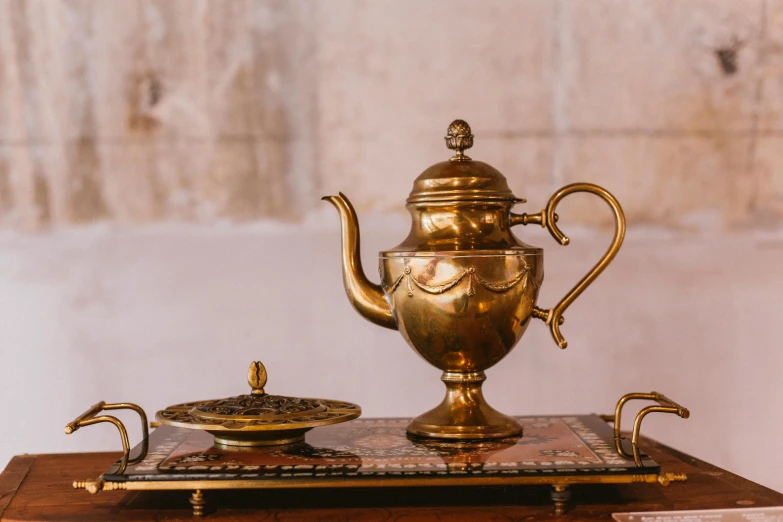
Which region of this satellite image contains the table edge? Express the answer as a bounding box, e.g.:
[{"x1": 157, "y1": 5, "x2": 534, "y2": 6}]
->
[{"x1": 0, "y1": 455, "x2": 35, "y2": 518}]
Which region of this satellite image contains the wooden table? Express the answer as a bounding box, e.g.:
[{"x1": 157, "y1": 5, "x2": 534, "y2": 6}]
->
[{"x1": 2, "y1": 436, "x2": 782, "y2": 521}]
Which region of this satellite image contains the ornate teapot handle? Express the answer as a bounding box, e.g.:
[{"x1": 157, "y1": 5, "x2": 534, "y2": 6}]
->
[{"x1": 511, "y1": 182, "x2": 626, "y2": 349}]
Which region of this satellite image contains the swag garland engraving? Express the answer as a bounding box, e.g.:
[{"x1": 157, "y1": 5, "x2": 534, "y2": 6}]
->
[{"x1": 383, "y1": 263, "x2": 533, "y2": 298}]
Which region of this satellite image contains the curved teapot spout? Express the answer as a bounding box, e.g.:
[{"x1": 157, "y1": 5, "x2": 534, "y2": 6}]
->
[{"x1": 322, "y1": 193, "x2": 397, "y2": 330}]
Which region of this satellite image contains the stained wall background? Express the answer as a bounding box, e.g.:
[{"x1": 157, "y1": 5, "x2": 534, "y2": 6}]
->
[{"x1": 2, "y1": 0, "x2": 783, "y2": 492}]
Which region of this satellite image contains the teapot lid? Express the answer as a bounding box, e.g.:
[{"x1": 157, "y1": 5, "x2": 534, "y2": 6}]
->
[{"x1": 406, "y1": 120, "x2": 525, "y2": 205}]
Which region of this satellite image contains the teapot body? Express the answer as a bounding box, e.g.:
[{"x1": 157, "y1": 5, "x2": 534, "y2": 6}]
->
[{"x1": 380, "y1": 251, "x2": 543, "y2": 372}]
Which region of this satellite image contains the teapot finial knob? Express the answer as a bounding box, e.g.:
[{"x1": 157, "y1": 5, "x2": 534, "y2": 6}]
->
[
  {"x1": 248, "y1": 361, "x2": 268, "y2": 395},
  {"x1": 445, "y1": 119, "x2": 474, "y2": 162}
]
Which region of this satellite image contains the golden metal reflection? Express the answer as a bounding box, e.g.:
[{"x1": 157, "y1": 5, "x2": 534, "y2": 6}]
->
[
  {"x1": 607, "y1": 391, "x2": 690, "y2": 467},
  {"x1": 324, "y1": 119, "x2": 627, "y2": 439},
  {"x1": 71, "y1": 469, "x2": 684, "y2": 517},
  {"x1": 155, "y1": 361, "x2": 361, "y2": 447},
  {"x1": 552, "y1": 484, "x2": 571, "y2": 515},
  {"x1": 69, "y1": 396, "x2": 688, "y2": 515},
  {"x1": 71, "y1": 468, "x2": 687, "y2": 516},
  {"x1": 190, "y1": 489, "x2": 206, "y2": 517},
  {"x1": 445, "y1": 119, "x2": 474, "y2": 161},
  {"x1": 65, "y1": 401, "x2": 149, "y2": 475},
  {"x1": 74, "y1": 472, "x2": 684, "y2": 492},
  {"x1": 515, "y1": 183, "x2": 626, "y2": 349}
]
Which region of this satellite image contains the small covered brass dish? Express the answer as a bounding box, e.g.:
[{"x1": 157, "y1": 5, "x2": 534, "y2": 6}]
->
[
  {"x1": 324, "y1": 120, "x2": 626, "y2": 440},
  {"x1": 156, "y1": 362, "x2": 361, "y2": 447}
]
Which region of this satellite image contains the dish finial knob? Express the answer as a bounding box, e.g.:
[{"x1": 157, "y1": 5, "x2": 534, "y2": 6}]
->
[{"x1": 248, "y1": 361, "x2": 267, "y2": 395}]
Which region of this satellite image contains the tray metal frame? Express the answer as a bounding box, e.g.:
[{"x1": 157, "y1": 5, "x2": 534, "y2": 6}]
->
[{"x1": 66, "y1": 392, "x2": 689, "y2": 516}]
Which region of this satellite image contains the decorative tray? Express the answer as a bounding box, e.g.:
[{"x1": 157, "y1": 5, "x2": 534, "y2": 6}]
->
[{"x1": 66, "y1": 392, "x2": 689, "y2": 516}]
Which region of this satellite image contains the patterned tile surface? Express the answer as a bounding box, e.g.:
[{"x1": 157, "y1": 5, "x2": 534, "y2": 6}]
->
[{"x1": 109, "y1": 416, "x2": 654, "y2": 482}]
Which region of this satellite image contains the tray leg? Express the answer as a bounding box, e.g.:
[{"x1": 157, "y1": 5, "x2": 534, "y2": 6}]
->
[
  {"x1": 551, "y1": 484, "x2": 571, "y2": 515},
  {"x1": 190, "y1": 489, "x2": 206, "y2": 517}
]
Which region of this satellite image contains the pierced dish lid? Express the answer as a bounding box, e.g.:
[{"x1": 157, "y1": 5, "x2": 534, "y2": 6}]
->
[
  {"x1": 156, "y1": 361, "x2": 361, "y2": 447},
  {"x1": 406, "y1": 120, "x2": 525, "y2": 205}
]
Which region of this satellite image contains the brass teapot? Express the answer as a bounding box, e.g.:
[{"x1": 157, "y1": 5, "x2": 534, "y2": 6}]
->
[{"x1": 324, "y1": 120, "x2": 625, "y2": 440}]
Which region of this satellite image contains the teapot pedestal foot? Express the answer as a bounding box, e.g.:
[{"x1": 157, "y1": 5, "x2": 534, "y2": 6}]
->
[{"x1": 406, "y1": 371, "x2": 523, "y2": 440}]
